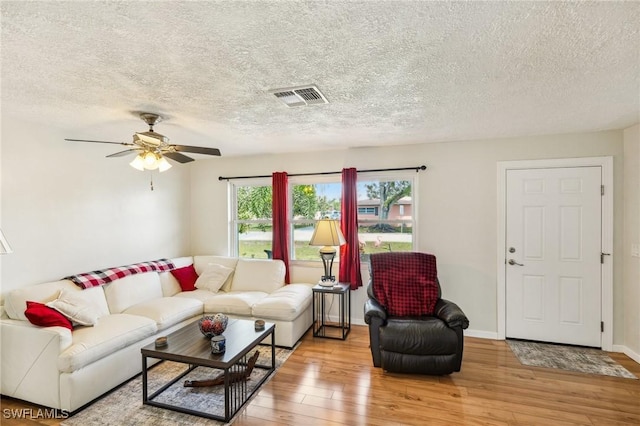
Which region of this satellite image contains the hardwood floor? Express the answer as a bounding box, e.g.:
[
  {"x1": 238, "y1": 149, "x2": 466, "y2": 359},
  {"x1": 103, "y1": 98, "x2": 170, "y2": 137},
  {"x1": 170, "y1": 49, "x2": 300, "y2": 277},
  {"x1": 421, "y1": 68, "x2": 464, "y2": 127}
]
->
[{"x1": 2, "y1": 325, "x2": 639, "y2": 425}]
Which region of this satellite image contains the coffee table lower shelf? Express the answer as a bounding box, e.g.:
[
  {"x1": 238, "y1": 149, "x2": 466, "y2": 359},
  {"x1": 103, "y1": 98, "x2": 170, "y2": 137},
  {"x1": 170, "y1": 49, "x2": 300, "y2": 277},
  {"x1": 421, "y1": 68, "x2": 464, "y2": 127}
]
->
[{"x1": 141, "y1": 320, "x2": 275, "y2": 422}]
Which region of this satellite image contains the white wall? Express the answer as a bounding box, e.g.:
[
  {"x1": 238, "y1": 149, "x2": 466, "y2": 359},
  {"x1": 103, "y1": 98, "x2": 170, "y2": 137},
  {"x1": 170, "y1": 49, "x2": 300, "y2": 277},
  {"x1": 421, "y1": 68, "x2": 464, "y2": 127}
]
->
[
  {"x1": 623, "y1": 124, "x2": 640, "y2": 361},
  {"x1": 190, "y1": 130, "x2": 626, "y2": 342},
  {"x1": 0, "y1": 112, "x2": 4, "y2": 309},
  {"x1": 1, "y1": 118, "x2": 632, "y2": 348},
  {"x1": 0, "y1": 115, "x2": 192, "y2": 300}
]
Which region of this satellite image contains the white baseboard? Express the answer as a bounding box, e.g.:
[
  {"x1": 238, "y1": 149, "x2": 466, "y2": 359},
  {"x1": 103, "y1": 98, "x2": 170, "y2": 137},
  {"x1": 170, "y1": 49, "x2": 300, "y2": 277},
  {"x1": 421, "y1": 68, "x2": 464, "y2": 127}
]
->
[
  {"x1": 611, "y1": 344, "x2": 626, "y2": 353},
  {"x1": 464, "y1": 329, "x2": 499, "y2": 340},
  {"x1": 613, "y1": 345, "x2": 640, "y2": 364}
]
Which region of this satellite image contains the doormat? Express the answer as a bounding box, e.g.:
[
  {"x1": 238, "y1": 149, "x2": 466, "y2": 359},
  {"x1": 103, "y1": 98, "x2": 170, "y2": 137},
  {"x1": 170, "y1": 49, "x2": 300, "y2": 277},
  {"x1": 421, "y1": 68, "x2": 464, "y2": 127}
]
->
[
  {"x1": 61, "y1": 344, "x2": 296, "y2": 426},
  {"x1": 507, "y1": 339, "x2": 637, "y2": 379}
]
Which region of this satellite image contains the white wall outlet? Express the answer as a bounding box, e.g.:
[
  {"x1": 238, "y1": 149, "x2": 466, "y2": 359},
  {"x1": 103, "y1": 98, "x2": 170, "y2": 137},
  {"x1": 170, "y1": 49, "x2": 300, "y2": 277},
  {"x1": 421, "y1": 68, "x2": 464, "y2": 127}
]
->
[{"x1": 632, "y1": 243, "x2": 640, "y2": 258}]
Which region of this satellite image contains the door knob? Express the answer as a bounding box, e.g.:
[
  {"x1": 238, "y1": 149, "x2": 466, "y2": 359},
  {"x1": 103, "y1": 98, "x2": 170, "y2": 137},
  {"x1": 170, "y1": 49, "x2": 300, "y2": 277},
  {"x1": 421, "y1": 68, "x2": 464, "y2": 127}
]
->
[{"x1": 508, "y1": 259, "x2": 524, "y2": 266}]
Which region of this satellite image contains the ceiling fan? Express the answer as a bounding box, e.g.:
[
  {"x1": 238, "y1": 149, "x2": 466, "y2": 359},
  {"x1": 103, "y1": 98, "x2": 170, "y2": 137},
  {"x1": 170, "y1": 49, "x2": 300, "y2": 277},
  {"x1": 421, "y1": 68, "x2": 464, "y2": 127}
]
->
[{"x1": 66, "y1": 112, "x2": 221, "y2": 172}]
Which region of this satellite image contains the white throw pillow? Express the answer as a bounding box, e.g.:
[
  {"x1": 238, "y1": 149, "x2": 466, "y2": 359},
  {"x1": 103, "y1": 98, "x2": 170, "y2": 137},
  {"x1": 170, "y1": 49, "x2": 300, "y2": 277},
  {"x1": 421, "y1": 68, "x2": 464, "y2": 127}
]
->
[
  {"x1": 232, "y1": 259, "x2": 285, "y2": 293},
  {"x1": 195, "y1": 263, "x2": 234, "y2": 293},
  {"x1": 46, "y1": 287, "x2": 108, "y2": 326}
]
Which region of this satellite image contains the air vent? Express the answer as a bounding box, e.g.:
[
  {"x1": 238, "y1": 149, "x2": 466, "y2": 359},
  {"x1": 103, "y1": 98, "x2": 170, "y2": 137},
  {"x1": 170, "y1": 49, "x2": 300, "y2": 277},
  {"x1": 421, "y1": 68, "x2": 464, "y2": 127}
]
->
[{"x1": 269, "y1": 85, "x2": 328, "y2": 107}]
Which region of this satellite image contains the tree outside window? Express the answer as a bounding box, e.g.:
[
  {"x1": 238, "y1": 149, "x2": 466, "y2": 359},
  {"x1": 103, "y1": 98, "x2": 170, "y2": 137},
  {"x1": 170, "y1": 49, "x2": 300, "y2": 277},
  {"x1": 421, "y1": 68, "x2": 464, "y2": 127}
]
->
[{"x1": 234, "y1": 184, "x2": 273, "y2": 259}]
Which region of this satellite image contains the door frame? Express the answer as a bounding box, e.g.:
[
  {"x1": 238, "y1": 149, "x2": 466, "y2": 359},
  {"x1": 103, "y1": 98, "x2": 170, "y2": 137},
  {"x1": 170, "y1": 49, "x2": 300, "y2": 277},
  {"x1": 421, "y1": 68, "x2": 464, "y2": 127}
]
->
[{"x1": 497, "y1": 157, "x2": 613, "y2": 351}]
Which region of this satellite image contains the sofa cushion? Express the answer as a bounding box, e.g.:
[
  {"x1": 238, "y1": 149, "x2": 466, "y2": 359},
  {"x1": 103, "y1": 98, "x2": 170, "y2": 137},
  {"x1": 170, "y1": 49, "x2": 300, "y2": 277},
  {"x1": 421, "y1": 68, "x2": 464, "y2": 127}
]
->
[
  {"x1": 171, "y1": 264, "x2": 199, "y2": 292},
  {"x1": 173, "y1": 289, "x2": 219, "y2": 303},
  {"x1": 123, "y1": 297, "x2": 203, "y2": 330},
  {"x1": 203, "y1": 291, "x2": 268, "y2": 316},
  {"x1": 46, "y1": 287, "x2": 110, "y2": 326},
  {"x1": 231, "y1": 259, "x2": 285, "y2": 293},
  {"x1": 57, "y1": 314, "x2": 157, "y2": 373},
  {"x1": 193, "y1": 256, "x2": 238, "y2": 292},
  {"x1": 195, "y1": 263, "x2": 233, "y2": 293},
  {"x1": 251, "y1": 284, "x2": 313, "y2": 321},
  {"x1": 24, "y1": 301, "x2": 73, "y2": 330},
  {"x1": 103, "y1": 272, "x2": 163, "y2": 314},
  {"x1": 5, "y1": 280, "x2": 80, "y2": 321}
]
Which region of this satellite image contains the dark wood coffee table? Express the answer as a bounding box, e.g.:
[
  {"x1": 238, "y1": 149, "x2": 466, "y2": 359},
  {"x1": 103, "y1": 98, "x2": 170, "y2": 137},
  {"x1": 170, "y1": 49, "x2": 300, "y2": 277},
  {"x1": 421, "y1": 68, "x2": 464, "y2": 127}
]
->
[{"x1": 141, "y1": 318, "x2": 275, "y2": 422}]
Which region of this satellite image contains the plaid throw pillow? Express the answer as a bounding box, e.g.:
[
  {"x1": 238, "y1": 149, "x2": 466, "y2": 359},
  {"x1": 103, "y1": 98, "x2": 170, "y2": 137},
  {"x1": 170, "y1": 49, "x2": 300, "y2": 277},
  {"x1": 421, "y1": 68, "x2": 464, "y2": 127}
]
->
[
  {"x1": 370, "y1": 252, "x2": 439, "y2": 316},
  {"x1": 64, "y1": 259, "x2": 175, "y2": 289}
]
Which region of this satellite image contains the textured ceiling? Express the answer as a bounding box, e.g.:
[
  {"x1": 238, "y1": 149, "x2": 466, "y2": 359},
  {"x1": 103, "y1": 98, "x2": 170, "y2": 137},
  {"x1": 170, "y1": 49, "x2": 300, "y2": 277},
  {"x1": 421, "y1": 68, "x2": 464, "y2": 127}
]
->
[{"x1": 1, "y1": 1, "x2": 639, "y2": 157}]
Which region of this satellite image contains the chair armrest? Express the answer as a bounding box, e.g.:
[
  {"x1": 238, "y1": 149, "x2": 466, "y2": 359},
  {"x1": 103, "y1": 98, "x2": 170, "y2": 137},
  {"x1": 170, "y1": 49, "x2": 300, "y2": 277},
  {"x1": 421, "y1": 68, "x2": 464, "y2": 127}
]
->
[
  {"x1": 363, "y1": 298, "x2": 386, "y2": 367},
  {"x1": 364, "y1": 298, "x2": 387, "y2": 325},
  {"x1": 435, "y1": 299, "x2": 469, "y2": 329}
]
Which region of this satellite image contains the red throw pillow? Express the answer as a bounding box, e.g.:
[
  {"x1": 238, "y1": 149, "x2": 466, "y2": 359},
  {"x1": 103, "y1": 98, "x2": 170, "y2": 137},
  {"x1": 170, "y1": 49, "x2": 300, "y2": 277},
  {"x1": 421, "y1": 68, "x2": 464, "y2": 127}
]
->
[
  {"x1": 170, "y1": 264, "x2": 199, "y2": 292},
  {"x1": 24, "y1": 301, "x2": 73, "y2": 330}
]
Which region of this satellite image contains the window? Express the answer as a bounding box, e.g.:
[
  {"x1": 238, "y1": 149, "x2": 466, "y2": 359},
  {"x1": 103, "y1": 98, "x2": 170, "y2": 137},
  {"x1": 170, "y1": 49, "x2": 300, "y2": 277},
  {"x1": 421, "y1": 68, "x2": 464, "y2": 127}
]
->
[
  {"x1": 358, "y1": 206, "x2": 379, "y2": 216},
  {"x1": 230, "y1": 172, "x2": 416, "y2": 260},
  {"x1": 291, "y1": 180, "x2": 342, "y2": 261},
  {"x1": 232, "y1": 182, "x2": 273, "y2": 259},
  {"x1": 357, "y1": 175, "x2": 414, "y2": 258}
]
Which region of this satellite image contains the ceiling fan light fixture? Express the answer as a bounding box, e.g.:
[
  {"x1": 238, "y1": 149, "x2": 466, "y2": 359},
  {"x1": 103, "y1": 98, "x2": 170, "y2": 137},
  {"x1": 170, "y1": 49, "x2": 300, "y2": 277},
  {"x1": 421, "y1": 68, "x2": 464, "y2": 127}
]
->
[
  {"x1": 142, "y1": 151, "x2": 160, "y2": 170},
  {"x1": 129, "y1": 154, "x2": 145, "y2": 171},
  {"x1": 158, "y1": 156, "x2": 172, "y2": 172},
  {"x1": 130, "y1": 151, "x2": 171, "y2": 172}
]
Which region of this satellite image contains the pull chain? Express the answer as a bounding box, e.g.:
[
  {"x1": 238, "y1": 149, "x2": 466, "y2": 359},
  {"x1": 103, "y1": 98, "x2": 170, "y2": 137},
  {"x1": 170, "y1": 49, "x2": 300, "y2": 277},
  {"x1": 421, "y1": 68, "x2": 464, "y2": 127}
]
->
[{"x1": 150, "y1": 171, "x2": 154, "y2": 191}]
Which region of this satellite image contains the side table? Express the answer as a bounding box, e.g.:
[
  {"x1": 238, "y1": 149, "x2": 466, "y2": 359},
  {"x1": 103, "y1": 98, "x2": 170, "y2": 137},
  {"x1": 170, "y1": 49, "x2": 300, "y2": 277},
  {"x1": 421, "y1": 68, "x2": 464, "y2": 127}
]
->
[{"x1": 312, "y1": 282, "x2": 351, "y2": 340}]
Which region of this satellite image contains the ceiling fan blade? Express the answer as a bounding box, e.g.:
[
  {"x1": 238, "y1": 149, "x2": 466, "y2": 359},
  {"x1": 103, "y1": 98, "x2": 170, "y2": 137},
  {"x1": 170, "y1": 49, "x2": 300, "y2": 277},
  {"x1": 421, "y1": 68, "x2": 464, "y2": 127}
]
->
[
  {"x1": 66, "y1": 138, "x2": 134, "y2": 146},
  {"x1": 172, "y1": 145, "x2": 221, "y2": 156},
  {"x1": 164, "y1": 152, "x2": 195, "y2": 163},
  {"x1": 106, "y1": 149, "x2": 141, "y2": 158}
]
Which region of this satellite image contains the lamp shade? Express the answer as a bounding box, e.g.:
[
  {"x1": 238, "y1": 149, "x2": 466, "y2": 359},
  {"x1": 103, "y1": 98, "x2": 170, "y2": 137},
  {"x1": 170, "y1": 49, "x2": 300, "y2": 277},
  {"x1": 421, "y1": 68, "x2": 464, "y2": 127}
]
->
[
  {"x1": 309, "y1": 219, "x2": 345, "y2": 251},
  {"x1": 309, "y1": 219, "x2": 345, "y2": 285},
  {"x1": 0, "y1": 229, "x2": 13, "y2": 254}
]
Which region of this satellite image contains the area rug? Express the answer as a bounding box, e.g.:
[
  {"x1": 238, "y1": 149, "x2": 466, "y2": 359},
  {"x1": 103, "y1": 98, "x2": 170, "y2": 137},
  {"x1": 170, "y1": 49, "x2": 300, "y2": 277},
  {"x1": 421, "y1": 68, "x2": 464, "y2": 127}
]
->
[
  {"x1": 62, "y1": 345, "x2": 296, "y2": 426},
  {"x1": 507, "y1": 339, "x2": 637, "y2": 379}
]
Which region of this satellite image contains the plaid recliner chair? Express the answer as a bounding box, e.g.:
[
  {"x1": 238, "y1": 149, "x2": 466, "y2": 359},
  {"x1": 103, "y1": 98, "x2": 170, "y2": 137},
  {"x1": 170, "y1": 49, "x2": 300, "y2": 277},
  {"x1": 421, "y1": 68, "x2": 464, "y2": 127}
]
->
[{"x1": 364, "y1": 252, "x2": 469, "y2": 374}]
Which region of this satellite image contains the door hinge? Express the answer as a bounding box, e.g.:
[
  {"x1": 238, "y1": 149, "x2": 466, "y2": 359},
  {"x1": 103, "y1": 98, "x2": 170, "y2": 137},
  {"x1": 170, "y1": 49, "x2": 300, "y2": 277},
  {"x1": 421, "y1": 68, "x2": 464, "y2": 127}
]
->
[
  {"x1": 601, "y1": 321, "x2": 604, "y2": 332},
  {"x1": 601, "y1": 252, "x2": 611, "y2": 263},
  {"x1": 601, "y1": 185, "x2": 604, "y2": 196}
]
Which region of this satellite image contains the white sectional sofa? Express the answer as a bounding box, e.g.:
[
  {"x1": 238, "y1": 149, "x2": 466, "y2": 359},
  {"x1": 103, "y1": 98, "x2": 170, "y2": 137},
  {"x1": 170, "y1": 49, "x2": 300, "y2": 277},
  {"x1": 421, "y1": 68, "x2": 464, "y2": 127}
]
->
[{"x1": 0, "y1": 255, "x2": 313, "y2": 412}]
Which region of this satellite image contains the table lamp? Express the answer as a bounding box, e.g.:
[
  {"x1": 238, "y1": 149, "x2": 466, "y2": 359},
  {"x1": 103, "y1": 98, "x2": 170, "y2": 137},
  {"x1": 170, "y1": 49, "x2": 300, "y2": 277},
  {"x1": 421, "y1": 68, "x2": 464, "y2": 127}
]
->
[{"x1": 309, "y1": 219, "x2": 345, "y2": 286}]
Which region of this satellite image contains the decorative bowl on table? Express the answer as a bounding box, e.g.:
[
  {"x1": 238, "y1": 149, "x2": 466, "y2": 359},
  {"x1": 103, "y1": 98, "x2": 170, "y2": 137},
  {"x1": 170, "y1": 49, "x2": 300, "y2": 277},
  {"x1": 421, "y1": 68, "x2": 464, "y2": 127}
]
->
[{"x1": 198, "y1": 313, "x2": 228, "y2": 338}]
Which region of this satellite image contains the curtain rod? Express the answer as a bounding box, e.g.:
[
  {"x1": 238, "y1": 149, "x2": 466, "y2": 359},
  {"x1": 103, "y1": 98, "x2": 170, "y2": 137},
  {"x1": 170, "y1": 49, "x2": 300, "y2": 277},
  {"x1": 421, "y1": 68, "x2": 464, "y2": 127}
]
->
[{"x1": 218, "y1": 165, "x2": 426, "y2": 181}]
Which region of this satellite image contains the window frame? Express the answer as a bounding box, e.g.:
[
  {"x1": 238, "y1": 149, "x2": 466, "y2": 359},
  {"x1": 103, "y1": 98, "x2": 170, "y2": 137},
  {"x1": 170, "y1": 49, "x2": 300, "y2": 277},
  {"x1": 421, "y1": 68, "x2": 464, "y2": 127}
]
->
[
  {"x1": 355, "y1": 170, "x2": 418, "y2": 256},
  {"x1": 229, "y1": 178, "x2": 273, "y2": 259},
  {"x1": 228, "y1": 171, "x2": 419, "y2": 260}
]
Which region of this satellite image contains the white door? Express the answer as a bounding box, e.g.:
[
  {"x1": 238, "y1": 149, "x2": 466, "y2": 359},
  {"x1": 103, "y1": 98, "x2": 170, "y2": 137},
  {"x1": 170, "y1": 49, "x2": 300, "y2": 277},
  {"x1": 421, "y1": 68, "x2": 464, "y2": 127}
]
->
[{"x1": 505, "y1": 167, "x2": 602, "y2": 347}]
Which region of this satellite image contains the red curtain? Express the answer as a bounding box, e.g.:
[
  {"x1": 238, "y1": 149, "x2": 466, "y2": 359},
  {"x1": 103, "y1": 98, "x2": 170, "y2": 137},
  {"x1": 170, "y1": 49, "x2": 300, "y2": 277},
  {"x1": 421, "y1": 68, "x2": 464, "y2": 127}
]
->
[
  {"x1": 272, "y1": 172, "x2": 290, "y2": 284},
  {"x1": 339, "y1": 168, "x2": 363, "y2": 289}
]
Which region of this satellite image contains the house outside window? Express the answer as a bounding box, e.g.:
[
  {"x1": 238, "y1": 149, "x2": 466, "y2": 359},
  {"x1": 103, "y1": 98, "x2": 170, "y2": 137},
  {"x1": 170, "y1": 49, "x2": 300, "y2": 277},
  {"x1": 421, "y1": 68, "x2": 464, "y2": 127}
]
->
[{"x1": 230, "y1": 172, "x2": 416, "y2": 260}]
